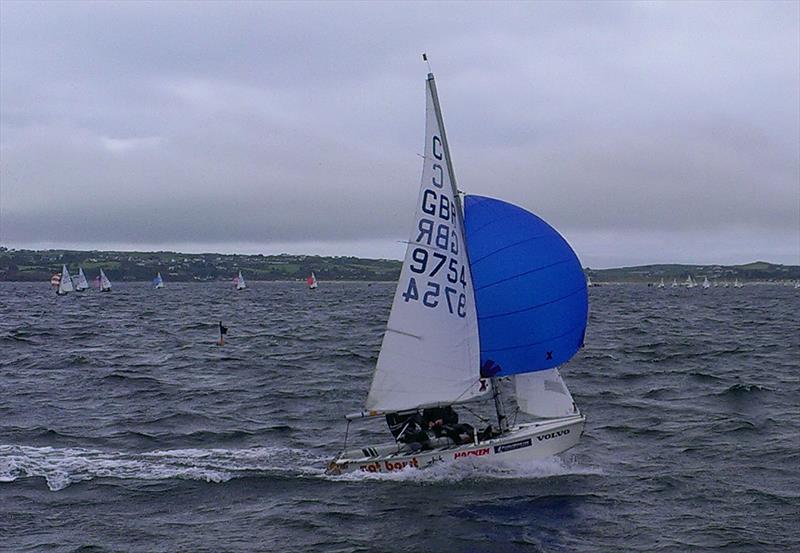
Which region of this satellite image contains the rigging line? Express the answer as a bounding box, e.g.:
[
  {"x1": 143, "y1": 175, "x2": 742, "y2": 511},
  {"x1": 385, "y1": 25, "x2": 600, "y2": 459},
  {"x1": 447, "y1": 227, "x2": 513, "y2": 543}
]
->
[
  {"x1": 450, "y1": 376, "x2": 489, "y2": 404},
  {"x1": 341, "y1": 420, "x2": 351, "y2": 455},
  {"x1": 461, "y1": 403, "x2": 491, "y2": 424}
]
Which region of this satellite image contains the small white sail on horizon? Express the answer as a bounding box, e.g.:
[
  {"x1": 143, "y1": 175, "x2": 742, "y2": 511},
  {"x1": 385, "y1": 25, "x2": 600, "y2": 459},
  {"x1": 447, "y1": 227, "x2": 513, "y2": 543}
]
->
[
  {"x1": 734, "y1": 278, "x2": 743, "y2": 288},
  {"x1": 307, "y1": 272, "x2": 318, "y2": 290},
  {"x1": 702, "y1": 276, "x2": 711, "y2": 289},
  {"x1": 671, "y1": 278, "x2": 678, "y2": 288},
  {"x1": 99, "y1": 269, "x2": 112, "y2": 292},
  {"x1": 153, "y1": 272, "x2": 165, "y2": 289},
  {"x1": 685, "y1": 275, "x2": 696, "y2": 288},
  {"x1": 57, "y1": 265, "x2": 74, "y2": 295},
  {"x1": 235, "y1": 270, "x2": 246, "y2": 290},
  {"x1": 658, "y1": 278, "x2": 665, "y2": 289},
  {"x1": 75, "y1": 267, "x2": 89, "y2": 291}
]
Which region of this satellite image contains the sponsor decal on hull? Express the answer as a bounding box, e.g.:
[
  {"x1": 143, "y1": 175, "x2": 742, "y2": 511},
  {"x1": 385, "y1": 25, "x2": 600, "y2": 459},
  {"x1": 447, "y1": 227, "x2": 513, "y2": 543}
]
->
[
  {"x1": 359, "y1": 457, "x2": 420, "y2": 473},
  {"x1": 494, "y1": 438, "x2": 532, "y2": 454},
  {"x1": 536, "y1": 428, "x2": 570, "y2": 441},
  {"x1": 453, "y1": 447, "x2": 490, "y2": 460}
]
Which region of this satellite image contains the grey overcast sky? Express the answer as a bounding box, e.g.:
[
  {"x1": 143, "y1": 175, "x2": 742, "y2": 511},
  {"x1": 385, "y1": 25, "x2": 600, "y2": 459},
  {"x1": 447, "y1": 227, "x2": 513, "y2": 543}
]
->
[{"x1": 1, "y1": 0, "x2": 798, "y2": 267}]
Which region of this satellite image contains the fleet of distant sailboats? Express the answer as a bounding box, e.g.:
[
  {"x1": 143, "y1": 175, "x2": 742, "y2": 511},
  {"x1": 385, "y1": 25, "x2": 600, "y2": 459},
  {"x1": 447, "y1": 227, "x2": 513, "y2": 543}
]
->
[
  {"x1": 49, "y1": 264, "x2": 794, "y2": 296},
  {"x1": 49, "y1": 267, "x2": 321, "y2": 295},
  {"x1": 648, "y1": 275, "x2": 758, "y2": 289}
]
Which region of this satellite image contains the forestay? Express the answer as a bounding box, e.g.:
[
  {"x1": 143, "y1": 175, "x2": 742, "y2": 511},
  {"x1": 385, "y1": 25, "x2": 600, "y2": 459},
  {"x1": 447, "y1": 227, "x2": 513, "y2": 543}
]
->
[
  {"x1": 366, "y1": 75, "x2": 484, "y2": 412},
  {"x1": 464, "y1": 196, "x2": 588, "y2": 378}
]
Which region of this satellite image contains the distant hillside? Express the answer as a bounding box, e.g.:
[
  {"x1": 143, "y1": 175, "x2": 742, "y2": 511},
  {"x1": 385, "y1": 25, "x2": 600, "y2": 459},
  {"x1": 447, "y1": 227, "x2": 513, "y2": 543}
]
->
[
  {"x1": 1, "y1": 247, "x2": 797, "y2": 283},
  {"x1": 585, "y1": 262, "x2": 800, "y2": 283},
  {"x1": 0, "y1": 248, "x2": 401, "y2": 282}
]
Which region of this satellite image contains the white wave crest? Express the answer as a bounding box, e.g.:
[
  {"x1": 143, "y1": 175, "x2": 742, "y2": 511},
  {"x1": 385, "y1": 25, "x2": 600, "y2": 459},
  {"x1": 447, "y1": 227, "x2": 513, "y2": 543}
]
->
[{"x1": 0, "y1": 444, "x2": 328, "y2": 491}]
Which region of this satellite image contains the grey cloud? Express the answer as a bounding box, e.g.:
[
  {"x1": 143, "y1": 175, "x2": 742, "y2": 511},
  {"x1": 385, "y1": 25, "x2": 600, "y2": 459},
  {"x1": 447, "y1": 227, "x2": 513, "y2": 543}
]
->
[{"x1": 1, "y1": 1, "x2": 797, "y2": 265}]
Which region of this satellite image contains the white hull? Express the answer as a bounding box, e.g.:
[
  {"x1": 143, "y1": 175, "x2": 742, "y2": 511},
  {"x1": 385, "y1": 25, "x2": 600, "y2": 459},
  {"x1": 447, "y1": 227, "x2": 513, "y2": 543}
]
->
[{"x1": 326, "y1": 414, "x2": 585, "y2": 475}]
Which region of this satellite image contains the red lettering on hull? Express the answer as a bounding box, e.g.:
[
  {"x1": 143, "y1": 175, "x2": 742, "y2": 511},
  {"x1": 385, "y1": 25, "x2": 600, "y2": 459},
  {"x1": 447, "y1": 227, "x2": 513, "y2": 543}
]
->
[
  {"x1": 359, "y1": 457, "x2": 420, "y2": 473},
  {"x1": 453, "y1": 447, "x2": 490, "y2": 460}
]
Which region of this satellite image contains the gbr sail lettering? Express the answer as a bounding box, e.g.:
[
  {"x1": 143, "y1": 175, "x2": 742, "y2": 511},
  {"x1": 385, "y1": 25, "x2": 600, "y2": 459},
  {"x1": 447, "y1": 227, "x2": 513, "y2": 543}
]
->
[{"x1": 401, "y1": 133, "x2": 467, "y2": 318}]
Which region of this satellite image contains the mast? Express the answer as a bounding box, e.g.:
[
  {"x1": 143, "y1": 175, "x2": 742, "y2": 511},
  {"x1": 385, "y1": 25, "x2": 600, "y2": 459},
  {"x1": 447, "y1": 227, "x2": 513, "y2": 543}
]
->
[{"x1": 426, "y1": 71, "x2": 508, "y2": 433}]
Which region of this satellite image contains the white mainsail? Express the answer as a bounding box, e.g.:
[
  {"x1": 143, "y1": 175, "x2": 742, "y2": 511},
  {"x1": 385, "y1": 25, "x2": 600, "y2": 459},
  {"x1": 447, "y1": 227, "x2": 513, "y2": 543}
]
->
[
  {"x1": 514, "y1": 369, "x2": 577, "y2": 418},
  {"x1": 365, "y1": 75, "x2": 483, "y2": 413},
  {"x1": 99, "y1": 269, "x2": 112, "y2": 291},
  {"x1": 236, "y1": 270, "x2": 246, "y2": 290},
  {"x1": 58, "y1": 265, "x2": 74, "y2": 294},
  {"x1": 702, "y1": 276, "x2": 710, "y2": 289},
  {"x1": 75, "y1": 267, "x2": 89, "y2": 291}
]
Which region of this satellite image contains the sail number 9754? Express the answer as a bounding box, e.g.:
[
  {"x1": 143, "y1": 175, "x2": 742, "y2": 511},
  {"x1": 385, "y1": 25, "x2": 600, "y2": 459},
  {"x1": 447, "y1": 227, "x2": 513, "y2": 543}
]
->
[
  {"x1": 402, "y1": 277, "x2": 467, "y2": 318},
  {"x1": 402, "y1": 247, "x2": 467, "y2": 318},
  {"x1": 408, "y1": 248, "x2": 467, "y2": 286}
]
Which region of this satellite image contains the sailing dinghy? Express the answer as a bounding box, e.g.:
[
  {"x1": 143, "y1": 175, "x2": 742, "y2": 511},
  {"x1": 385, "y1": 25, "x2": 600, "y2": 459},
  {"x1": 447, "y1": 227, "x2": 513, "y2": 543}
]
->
[
  {"x1": 153, "y1": 272, "x2": 165, "y2": 289},
  {"x1": 98, "y1": 269, "x2": 112, "y2": 292},
  {"x1": 75, "y1": 267, "x2": 90, "y2": 291},
  {"x1": 307, "y1": 272, "x2": 318, "y2": 289},
  {"x1": 702, "y1": 276, "x2": 711, "y2": 289},
  {"x1": 326, "y1": 70, "x2": 588, "y2": 475},
  {"x1": 235, "y1": 270, "x2": 247, "y2": 290},
  {"x1": 56, "y1": 265, "x2": 74, "y2": 295}
]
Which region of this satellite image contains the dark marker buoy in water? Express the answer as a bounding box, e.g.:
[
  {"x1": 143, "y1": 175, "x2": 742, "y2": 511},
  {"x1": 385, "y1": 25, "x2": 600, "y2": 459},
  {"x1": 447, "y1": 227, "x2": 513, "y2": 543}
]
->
[{"x1": 218, "y1": 321, "x2": 228, "y2": 346}]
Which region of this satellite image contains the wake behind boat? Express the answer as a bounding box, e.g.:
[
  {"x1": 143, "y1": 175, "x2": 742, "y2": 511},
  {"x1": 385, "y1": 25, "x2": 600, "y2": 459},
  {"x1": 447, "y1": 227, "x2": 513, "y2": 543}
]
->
[{"x1": 327, "y1": 68, "x2": 588, "y2": 475}]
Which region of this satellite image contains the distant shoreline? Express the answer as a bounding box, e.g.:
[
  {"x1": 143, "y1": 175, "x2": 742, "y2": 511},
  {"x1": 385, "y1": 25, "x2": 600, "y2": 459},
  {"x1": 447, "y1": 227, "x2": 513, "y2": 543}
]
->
[{"x1": 1, "y1": 247, "x2": 798, "y2": 283}]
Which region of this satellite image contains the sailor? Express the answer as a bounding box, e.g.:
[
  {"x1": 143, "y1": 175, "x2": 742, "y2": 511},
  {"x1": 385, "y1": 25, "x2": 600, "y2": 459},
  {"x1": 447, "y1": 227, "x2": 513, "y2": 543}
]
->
[
  {"x1": 385, "y1": 412, "x2": 430, "y2": 449},
  {"x1": 422, "y1": 406, "x2": 474, "y2": 444}
]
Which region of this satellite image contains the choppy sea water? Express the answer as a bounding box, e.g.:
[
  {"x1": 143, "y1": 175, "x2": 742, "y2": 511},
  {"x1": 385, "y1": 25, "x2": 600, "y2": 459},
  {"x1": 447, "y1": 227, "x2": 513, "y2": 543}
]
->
[{"x1": 1, "y1": 281, "x2": 798, "y2": 552}]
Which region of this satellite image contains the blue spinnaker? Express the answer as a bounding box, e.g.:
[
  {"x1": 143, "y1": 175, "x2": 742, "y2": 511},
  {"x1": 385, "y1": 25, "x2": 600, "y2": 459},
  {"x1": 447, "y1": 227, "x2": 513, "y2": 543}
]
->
[{"x1": 464, "y1": 195, "x2": 588, "y2": 377}]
